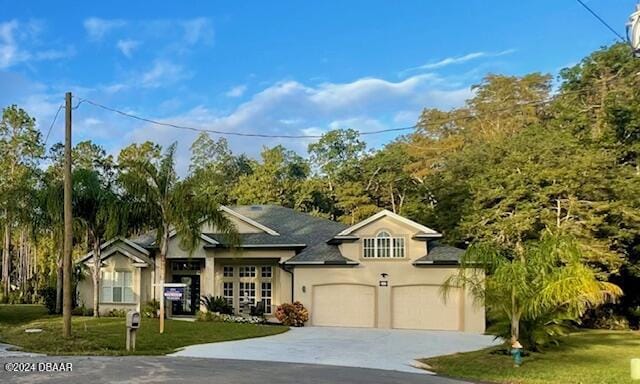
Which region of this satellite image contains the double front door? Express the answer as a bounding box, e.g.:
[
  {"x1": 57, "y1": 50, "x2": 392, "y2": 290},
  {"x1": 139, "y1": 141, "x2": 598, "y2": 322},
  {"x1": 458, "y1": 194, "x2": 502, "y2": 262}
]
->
[{"x1": 171, "y1": 275, "x2": 200, "y2": 316}]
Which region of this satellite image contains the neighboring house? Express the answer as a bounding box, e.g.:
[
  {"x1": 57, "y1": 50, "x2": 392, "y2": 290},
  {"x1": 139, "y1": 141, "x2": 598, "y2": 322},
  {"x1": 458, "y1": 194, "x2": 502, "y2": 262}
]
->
[{"x1": 77, "y1": 205, "x2": 485, "y2": 332}]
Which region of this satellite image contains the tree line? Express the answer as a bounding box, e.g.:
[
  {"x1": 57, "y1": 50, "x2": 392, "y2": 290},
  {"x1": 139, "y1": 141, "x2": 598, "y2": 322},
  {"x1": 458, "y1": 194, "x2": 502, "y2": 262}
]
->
[{"x1": 0, "y1": 43, "x2": 638, "y2": 345}]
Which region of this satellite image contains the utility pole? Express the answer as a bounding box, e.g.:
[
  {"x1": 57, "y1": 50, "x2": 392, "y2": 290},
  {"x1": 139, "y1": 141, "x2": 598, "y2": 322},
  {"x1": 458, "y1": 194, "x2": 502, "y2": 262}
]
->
[{"x1": 62, "y1": 92, "x2": 73, "y2": 337}]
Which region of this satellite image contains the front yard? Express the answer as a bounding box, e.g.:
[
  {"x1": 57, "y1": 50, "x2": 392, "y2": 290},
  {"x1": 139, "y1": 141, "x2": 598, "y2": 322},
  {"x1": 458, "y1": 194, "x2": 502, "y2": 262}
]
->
[
  {"x1": 422, "y1": 330, "x2": 640, "y2": 384},
  {"x1": 0, "y1": 304, "x2": 288, "y2": 355}
]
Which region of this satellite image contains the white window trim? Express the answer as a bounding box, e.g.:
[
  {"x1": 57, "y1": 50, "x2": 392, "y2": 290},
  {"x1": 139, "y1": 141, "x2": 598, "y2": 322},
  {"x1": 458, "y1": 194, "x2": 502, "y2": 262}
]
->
[
  {"x1": 222, "y1": 265, "x2": 274, "y2": 314},
  {"x1": 362, "y1": 231, "x2": 406, "y2": 259},
  {"x1": 100, "y1": 269, "x2": 135, "y2": 304}
]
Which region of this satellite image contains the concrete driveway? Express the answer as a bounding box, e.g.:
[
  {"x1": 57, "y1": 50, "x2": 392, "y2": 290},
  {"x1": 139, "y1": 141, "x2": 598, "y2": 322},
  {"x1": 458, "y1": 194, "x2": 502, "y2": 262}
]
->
[{"x1": 171, "y1": 327, "x2": 499, "y2": 373}]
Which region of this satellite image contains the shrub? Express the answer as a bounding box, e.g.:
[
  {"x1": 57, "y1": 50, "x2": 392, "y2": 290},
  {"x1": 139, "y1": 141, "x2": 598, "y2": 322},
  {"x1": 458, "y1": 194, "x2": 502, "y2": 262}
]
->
[
  {"x1": 196, "y1": 310, "x2": 264, "y2": 324},
  {"x1": 38, "y1": 287, "x2": 58, "y2": 314},
  {"x1": 200, "y1": 295, "x2": 234, "y2": 315},
  {"x1": 142, "y1": 299, "x2": 160, "y2": 318},
  {"x1": 104, "y1": 308, "x2": 127, "y2": 317},
  {"x1": 275, "y1": 301, "x2": 308, "y2": 327},
  {"x1": 72, "y1": 305, "x2": 94, "y2": 316},
  {"x1": 582, "y1": 307, "x2": 630, "y2": 330}
]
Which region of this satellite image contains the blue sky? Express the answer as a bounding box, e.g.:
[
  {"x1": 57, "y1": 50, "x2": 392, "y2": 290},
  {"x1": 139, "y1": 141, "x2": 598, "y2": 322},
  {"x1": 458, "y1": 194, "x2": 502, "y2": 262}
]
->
[{"x1": 0, "y1": 0, "x2": 634, "y2": 173}]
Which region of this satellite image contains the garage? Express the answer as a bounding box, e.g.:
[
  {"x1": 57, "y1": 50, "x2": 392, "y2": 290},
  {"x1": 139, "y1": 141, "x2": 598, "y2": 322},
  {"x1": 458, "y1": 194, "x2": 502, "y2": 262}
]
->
[
  {"x1": 391, "y1": 285, "x2": 461, "y2": 331},
  {"x1": 312, "y1": 284, "x2": 376, "y2": 327}
]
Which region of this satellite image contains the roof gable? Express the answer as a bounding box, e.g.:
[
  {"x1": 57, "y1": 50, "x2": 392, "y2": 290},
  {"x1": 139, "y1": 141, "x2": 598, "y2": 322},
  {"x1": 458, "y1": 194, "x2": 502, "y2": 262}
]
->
[
  {"x1": 80, "y1": 240, "x2": 152, "y2": 266},
  {"x1": 220, "y1": 205, "x2": 280, "y2": 236},
  {"x1": 336, "y1": 209, "x2": 441, "y2": 237}
]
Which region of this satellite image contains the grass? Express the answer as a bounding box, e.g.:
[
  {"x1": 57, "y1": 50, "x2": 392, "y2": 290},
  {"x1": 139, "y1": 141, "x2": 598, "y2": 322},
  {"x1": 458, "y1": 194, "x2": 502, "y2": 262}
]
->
[
  {"x1": 0, "y1": 304, "x2": 288, "y2": 355},
  {"x1": 422, "y1": 330, "x2": 640, "y2": 384}
]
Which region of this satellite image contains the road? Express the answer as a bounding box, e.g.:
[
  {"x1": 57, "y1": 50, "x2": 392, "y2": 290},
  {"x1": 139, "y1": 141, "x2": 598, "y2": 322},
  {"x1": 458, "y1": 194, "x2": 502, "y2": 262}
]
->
[{"x1": 0, "y1": 356, "x2": 475, "y2": 384}]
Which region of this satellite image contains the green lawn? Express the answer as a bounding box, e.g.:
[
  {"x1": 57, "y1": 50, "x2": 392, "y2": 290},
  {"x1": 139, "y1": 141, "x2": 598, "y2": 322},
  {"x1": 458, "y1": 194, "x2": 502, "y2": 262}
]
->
[
  {"x1": 422, "y1": 330, "x2": 640, "y2": 384},
  {"x1": 0, "y1": 304, "x2": 288, "y2": 355}
]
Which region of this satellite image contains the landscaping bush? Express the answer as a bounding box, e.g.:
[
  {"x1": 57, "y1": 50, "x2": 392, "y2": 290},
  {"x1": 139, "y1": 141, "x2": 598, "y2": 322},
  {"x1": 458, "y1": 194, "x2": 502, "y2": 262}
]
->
[
  {"x1": 38, "y1": 287, "x2": 58, "y2": 314},
  {"x1": 71, "y1": 305, "x2": 94, "y2": 316},
  {"x1": 104, "y1": 308, "x2": 127, "y2": 317},
  {"x1": 196, "y1": 310, "x2": 264, "y2": 324},
  {"x1": 200, "y1": 295, "x2": 234, "y2": 315},
  {"x1": 142, "y1": 299, "x2": 160, "y2": 318},
  {"x1": 274, "y1": 301, "x2": 308, "y2": 327},
  {"x1": 582, "y1": 307, "x2": 630, "y2": 330}
]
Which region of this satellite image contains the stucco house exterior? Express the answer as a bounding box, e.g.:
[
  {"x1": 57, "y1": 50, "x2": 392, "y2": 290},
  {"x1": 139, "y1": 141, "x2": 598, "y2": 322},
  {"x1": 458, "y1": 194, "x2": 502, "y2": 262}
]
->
[{"x1": 77, "y1": 205, "x2": 485, "y2": 332}]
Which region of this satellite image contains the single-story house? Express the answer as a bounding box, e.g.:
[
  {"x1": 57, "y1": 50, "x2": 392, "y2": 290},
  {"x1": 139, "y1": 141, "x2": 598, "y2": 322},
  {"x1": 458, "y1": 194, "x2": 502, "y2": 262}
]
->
[{"x1": 77, "y1": 205, "x2": 485, "y2": 332}]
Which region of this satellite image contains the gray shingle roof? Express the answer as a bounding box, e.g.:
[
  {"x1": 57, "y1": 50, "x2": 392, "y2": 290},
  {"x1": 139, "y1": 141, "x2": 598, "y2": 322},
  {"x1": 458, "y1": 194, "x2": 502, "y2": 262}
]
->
[
  {"x1": 203, "y1": 232, "x2": 304, "y2": 247},
  {"x1": 413, "y1": 242, "x2": 465, "y2": 265},
  {"x1": 227, "y1": 205, "x2": 356, "y2": 264}
]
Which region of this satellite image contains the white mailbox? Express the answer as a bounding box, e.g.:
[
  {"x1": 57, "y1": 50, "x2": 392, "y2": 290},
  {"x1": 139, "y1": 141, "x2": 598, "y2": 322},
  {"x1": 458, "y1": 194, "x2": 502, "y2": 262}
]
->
[
  {"x1": 126, "y1": 311, "x2": 140, "y2": 329},
  {"x1": 125, "y1": 311, "x2": 140, "y2": 352}
]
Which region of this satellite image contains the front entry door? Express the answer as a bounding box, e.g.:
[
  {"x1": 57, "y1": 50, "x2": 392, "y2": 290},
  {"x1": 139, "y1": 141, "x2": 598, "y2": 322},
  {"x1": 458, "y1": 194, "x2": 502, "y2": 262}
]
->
[{"x1": 171, "y1": 275, "x2": 200, "y2": 316}]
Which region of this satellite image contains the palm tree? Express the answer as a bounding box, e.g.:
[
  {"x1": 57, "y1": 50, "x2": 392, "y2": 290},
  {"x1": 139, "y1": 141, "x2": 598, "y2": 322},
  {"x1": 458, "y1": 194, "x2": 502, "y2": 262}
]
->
[
  {"x1": 73, "y1": 168, "x2": 125, "y2": 317},
  {"x1": 118, "y1": 142, "x2": 237, "y2": 333},
  {"x1": 443, "y1": 232, "x2": 622, "y2": 349}
]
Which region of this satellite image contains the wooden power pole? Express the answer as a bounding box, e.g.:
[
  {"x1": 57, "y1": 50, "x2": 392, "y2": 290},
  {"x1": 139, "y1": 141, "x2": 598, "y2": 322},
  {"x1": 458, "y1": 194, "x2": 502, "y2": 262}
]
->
[{"x1": 62, "y1": 92, "x2": 73, "y2": 337}]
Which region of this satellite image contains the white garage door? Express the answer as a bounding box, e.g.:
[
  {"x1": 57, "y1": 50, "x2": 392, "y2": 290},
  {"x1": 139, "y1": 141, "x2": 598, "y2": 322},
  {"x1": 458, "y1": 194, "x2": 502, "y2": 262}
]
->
[
  {"x1": 392, "y1": 285, "x2": 461, "y2": 330},
  {"x1": 312, "y1": 284, "x2": 375, "y2": 327}
]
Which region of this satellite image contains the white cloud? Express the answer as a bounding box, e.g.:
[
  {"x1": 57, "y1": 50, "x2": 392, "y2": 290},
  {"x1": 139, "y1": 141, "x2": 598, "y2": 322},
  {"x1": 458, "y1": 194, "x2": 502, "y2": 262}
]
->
[
  {"x1": 116, "y1": 39, "x2": 140, "y2": 57},
  {"x1": 83, "y1": 117, "x2": 102, "y2": 126},
  {"x1": 140, "y1": 60, "x2": 190, "y2": 88},
  {"x1": 400, "y1": 49, "x2": 516, "y2": 75},
  {"x1": 83, "y1": 18, "x2": 126, "y2": 40},
  {"x1": 0, "y1": 20, "x2": 23, "y2": 68},
  {"x1": 181, "y1": 18, "x2": 214, "y2": 45},
  {"x1": 0, "y1": 20, "x2": 73, "y2": 69},
  {"x1": 225, "y1": 84, "x2": 247, "y2": 98},
  {"x1": 120, "y1": 73, "x2": 472, "y2": 174}
]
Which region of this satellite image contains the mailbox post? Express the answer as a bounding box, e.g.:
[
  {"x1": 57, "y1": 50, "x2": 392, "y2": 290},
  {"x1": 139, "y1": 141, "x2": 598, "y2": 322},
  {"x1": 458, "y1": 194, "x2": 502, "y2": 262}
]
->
[{"x1": 126, "y1": 311, "x2": 140, "y2": 351}]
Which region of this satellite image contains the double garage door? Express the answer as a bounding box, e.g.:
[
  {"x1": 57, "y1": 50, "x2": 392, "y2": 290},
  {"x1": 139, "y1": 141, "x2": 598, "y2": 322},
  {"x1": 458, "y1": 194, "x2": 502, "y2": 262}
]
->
[{"x1": 311, "y1": 283, "x2": 461, "y2": 330}]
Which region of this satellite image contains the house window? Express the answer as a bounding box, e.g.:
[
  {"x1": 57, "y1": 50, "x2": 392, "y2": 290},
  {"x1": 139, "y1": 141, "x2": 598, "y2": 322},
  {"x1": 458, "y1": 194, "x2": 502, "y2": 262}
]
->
[
  {"x1": 261, "y1": 266, "x2": 272, "y2": 278},
  {"x1": 223, "y1": 266, "x2": 234, "y2": 277},
  {"x1": 376, "y1": 231, "x2": 391, "y2": 258},
  {"x1": 101, "y1": 270, "x2": 134, "y2": 303},
  {"x1": 239, "y1": 282, "x2": 256, "y2": 304},
  {"x1": 239, "y1": 266, "x2": 256, "y2": 277},
  {"x1": 261, "y1": 282, "x2": 272, "y2": 314},
  {"x1": 223, "y1": 282, "x2": 234, "y2": 305},
  {"x1": 393, "y1": 237, "x2": 405, "y2": 258},
  {"x1": 362, "y1": 231, "x2": 406, "y2": 259},
  {"x1": 363, "y1": 238, "x2": 375, "y2": 258}
]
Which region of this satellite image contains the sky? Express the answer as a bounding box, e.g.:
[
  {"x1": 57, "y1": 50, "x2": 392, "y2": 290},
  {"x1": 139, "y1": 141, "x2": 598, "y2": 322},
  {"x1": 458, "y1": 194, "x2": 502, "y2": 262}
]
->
[{"x1": 0, "y1": 0, "x2": 635, "y2": 173}]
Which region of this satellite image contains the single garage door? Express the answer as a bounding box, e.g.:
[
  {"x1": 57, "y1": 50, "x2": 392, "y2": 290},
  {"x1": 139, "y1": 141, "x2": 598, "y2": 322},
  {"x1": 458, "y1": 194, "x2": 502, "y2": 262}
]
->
[
  {"x1": 392, "y1": 285, "x2": 461, "y2": 330},
  {"x1": 312, "y1": 284, "x2": 376, "y2": 327}
]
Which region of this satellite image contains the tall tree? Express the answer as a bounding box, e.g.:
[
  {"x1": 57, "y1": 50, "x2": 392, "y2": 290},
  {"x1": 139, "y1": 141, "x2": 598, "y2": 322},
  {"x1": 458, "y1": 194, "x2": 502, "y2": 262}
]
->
[
  {"x1": 189, "y1": 133, "x2": 252, "y2": 204},
  {"x1": 308, "y1": 129, "x2": 366, "y2": 219},
  {"x1": 233, "y1": 145, "x2": 309, "y2": 208},
  {"x1": 0, "y1": 105, "x2": 43, "y2": 298},
  {"x1": 73, "y1": 168, "x2": 124, "y2": 316},
  {"x1": 118, "y1": 142, "x2": 238, "y2": 332}
]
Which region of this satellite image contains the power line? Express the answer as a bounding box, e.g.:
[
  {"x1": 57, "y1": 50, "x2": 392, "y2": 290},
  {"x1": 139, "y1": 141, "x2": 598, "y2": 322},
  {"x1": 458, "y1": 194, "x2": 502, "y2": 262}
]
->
[
  {"x1": 575, "y1": 0, "x2": 626, "y2": 42},
  {"x1": 43, "y1": 105, "x2": 64, "y2": 147},
  {"x1": 75, "y1": 85, "x2": 592, "y2": 141},
  {"x1": 76, "y1": 97, "x2": 417, "y2": 138}
]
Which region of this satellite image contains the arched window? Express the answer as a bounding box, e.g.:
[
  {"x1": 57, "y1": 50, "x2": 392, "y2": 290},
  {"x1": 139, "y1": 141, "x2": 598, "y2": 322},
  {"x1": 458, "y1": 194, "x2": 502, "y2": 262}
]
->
[
  {"x1": 363, "y1": 231, "x2": 405, "y2": 258},
  {"x1": 376, "y1": 231, "x2": 391, "y2": 258}
]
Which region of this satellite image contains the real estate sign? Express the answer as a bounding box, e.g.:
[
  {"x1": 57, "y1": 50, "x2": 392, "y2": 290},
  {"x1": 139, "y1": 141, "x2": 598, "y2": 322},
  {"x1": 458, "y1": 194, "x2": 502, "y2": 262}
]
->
[{"x1": 163, "y1": 286, "x2": 184, "y2": 301}]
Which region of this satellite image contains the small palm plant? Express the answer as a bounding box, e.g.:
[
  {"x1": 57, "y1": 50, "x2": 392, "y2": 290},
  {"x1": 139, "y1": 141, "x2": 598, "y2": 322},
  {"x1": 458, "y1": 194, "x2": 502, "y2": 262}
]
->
[
  {"x1": 443, "y1": 232, "x2": 622, "y2": 350},
  {"x1": 200, "y1": 295, "x2": 234, "y2": 315}
]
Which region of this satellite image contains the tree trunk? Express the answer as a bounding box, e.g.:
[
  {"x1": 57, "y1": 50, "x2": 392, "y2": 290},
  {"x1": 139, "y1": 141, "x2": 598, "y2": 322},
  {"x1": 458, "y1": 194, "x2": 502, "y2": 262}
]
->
[
  {"x1": 92, "y1": 234, "x2": 101, "y2": 317},
  {"x1": 158, "y1": 225, "x2": 169, "y2": 334},
  {"x1": 55, "y1": 249, "x2": 63, "y2": 314},
  {"x1": 2, "y1": 216, "x2": 11, "y2": 299},
  {"x1": 510, "y1": 286, "x2": 520, "y2": 341}
]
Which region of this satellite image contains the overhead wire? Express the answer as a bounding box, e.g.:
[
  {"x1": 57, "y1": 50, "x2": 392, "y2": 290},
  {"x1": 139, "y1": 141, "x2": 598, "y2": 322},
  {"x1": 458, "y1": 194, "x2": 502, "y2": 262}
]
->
[{"x1": 575, "y1": 0, "x2": 626, "y2": 42}]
